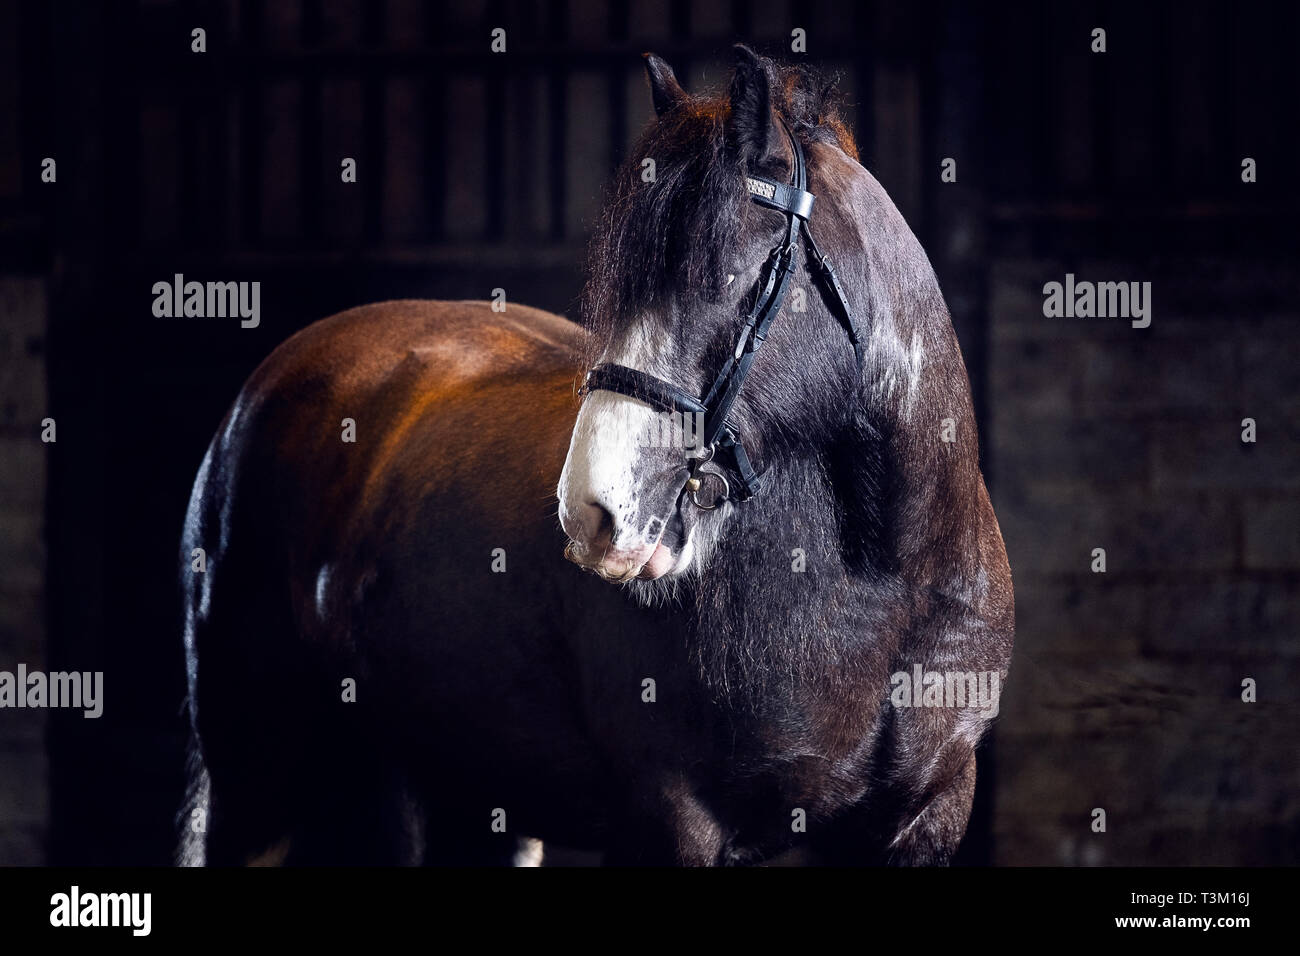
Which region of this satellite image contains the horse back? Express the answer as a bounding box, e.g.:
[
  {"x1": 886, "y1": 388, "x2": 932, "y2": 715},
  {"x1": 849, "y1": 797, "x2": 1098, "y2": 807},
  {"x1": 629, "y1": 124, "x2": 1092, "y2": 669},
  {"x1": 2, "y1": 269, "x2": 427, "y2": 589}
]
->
[{"x1": 181, "y1": 301, "x2": 608, "y2": 854}]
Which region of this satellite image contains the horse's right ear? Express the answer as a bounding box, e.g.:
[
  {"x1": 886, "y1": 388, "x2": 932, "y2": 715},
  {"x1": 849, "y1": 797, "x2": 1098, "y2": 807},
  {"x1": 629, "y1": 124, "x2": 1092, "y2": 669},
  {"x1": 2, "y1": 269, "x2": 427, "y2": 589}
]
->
[
  {"x1": 726, "y1": 44, "x2": 781, "y2": 168},
  {"x1": 643, "y1": 53, "x2": 687, "y2": 116}
]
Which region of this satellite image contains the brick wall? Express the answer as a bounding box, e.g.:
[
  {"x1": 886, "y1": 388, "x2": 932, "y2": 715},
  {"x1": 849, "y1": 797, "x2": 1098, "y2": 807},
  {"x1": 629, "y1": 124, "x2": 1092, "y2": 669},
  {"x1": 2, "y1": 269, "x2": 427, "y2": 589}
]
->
[
  {"x1": 0, "y1": 276, "x2": 48, "y2": 864},
  {"x1": 987, "y1": 258, "x2": 1300, "y2": 865}
]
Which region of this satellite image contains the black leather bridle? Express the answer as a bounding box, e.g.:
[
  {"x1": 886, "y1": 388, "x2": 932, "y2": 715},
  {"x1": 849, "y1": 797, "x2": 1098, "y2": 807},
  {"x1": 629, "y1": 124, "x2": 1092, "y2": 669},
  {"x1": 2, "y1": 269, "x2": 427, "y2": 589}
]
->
[{"x1": 580, "y1": 120, "x2": 864, "y2": 512}]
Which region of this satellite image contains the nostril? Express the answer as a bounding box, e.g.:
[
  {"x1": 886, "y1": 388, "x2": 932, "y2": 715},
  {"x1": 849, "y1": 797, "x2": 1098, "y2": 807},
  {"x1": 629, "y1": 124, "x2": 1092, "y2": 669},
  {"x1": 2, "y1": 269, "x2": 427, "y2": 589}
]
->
[{"x1": 586, "y1": 501, "x2": 615, "y2": 548}]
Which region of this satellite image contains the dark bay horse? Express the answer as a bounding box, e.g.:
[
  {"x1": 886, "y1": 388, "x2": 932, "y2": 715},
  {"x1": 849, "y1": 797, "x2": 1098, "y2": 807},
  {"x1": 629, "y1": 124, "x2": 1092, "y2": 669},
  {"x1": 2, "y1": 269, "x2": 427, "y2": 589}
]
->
[{"x1": 180, "y1": 47, "x2": 1013, "y2": 866}]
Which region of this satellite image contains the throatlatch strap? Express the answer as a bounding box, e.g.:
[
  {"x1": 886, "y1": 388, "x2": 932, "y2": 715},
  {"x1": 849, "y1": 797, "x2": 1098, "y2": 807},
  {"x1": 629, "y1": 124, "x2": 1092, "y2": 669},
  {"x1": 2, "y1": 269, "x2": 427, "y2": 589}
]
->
[{"x1": 803, "y1": 228, "x2": 865, "y2": 369}]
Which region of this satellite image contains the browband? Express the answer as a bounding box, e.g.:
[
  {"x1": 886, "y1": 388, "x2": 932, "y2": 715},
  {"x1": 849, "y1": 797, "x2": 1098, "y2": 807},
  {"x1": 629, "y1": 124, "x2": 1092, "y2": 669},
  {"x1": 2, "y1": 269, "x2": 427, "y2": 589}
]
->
[{"x1": 745, "y1": 176, "x2": 815, "y2": 221}]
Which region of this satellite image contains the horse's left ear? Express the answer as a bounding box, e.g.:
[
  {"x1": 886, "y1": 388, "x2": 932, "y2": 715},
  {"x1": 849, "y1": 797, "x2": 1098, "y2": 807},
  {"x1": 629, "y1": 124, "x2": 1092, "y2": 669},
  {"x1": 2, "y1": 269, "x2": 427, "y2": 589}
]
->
[
  {"x1": 727, "y1": 44, "x2": 782, "y2": 168},
  {"x1": 643, "y1": 53, "x2": 687, "y2": 116}
]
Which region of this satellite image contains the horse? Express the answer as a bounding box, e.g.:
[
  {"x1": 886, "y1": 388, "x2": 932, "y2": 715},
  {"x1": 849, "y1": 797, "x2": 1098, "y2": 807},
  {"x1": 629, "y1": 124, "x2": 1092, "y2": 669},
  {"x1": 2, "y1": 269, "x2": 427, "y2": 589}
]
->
[{"x1": 178, "y1": 46, "x2": 1014, "y2": 867}]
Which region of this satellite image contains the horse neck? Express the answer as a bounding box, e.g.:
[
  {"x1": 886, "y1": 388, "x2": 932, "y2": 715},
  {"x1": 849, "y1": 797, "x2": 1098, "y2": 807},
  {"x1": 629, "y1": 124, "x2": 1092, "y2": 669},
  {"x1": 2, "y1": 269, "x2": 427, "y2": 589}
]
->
[{"x1": 685, "y1": 161, "x2": 981, "y2": 696}]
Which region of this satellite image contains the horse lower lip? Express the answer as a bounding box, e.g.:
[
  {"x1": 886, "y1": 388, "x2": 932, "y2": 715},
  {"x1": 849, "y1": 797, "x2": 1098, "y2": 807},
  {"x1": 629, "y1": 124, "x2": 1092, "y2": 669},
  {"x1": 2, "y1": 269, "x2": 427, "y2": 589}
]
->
[{"x1": 638, "y1": 542, "x2": 675, "y2": 579}]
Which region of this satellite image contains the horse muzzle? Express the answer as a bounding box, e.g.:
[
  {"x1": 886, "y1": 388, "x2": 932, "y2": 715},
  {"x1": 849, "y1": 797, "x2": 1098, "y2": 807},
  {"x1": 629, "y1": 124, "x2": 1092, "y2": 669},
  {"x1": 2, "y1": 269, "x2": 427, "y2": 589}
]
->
[{"x1": 563, "y1": 537, "x2": 677, "y2": 582}]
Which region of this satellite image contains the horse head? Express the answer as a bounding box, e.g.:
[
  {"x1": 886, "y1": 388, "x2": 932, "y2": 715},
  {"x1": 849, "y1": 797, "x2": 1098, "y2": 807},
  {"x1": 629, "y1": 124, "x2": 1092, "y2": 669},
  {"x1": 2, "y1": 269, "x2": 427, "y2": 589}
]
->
[{"x1": 559, "y1": 45, "x2": 873, "y2": 586}]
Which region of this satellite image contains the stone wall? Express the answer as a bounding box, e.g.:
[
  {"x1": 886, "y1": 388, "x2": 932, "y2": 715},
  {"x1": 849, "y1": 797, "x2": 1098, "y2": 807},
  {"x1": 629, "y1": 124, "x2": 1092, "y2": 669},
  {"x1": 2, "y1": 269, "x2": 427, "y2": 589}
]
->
[{"x1": 987, "y1": 258, "x2": 1300, "y2": 865}]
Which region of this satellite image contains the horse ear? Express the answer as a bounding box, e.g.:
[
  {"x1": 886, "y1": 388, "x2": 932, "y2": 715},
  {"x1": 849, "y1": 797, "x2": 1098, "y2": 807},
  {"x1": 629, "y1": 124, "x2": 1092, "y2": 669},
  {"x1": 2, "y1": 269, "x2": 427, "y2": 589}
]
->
[
  {"x1": 727, "y1": 44, "x2": 781, "y2": 167},
  {"x1": 643, "y1": 53, "x2": 687, "y2": 117}
]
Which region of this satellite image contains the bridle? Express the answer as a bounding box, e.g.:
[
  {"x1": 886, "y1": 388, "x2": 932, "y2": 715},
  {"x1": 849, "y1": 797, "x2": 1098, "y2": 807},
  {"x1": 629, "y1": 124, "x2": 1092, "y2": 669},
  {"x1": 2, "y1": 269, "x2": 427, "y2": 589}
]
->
[{"x1": 579, "y1": 119, "x2": 865, "y2": 513}]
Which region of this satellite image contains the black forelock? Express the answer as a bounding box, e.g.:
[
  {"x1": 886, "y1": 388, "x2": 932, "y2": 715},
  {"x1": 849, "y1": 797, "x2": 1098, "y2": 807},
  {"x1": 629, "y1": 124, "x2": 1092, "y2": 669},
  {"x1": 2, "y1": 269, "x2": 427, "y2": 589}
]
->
[{"x1": 580, "y1": 103, "x2": 742, "y2": 348}]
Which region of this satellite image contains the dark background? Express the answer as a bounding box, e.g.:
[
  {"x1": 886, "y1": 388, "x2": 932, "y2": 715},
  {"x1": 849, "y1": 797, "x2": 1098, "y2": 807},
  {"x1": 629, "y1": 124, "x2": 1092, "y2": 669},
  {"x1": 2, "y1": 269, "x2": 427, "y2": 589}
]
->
[{"x1": 0, "y1": 0, "x2": 1296, "y2": 865}]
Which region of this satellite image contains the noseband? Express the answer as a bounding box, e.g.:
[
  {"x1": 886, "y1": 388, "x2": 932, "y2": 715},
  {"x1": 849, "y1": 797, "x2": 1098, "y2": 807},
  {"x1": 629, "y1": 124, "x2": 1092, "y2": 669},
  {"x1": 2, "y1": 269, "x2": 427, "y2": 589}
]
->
[{"x1": 580, "y1": 120, "x2": 864, "y2": 511}]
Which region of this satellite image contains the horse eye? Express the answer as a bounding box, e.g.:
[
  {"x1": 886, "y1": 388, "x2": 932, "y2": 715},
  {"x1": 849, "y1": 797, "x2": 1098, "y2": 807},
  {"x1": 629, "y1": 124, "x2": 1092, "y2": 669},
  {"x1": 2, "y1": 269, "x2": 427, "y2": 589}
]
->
[{"x1": 726, "y1": 274, "x2": 736, "y2": 286}]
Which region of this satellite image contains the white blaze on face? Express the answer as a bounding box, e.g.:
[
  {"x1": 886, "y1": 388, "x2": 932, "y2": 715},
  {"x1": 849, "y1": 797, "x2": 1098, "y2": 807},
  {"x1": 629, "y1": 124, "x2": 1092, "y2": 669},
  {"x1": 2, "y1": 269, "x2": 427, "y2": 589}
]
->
[
  {"x1": 558, "y1": 387, "x2": 663, "y2": 551},
  {"x1": 558, "y1": 322, "x2": 682, "y2": 560}
]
